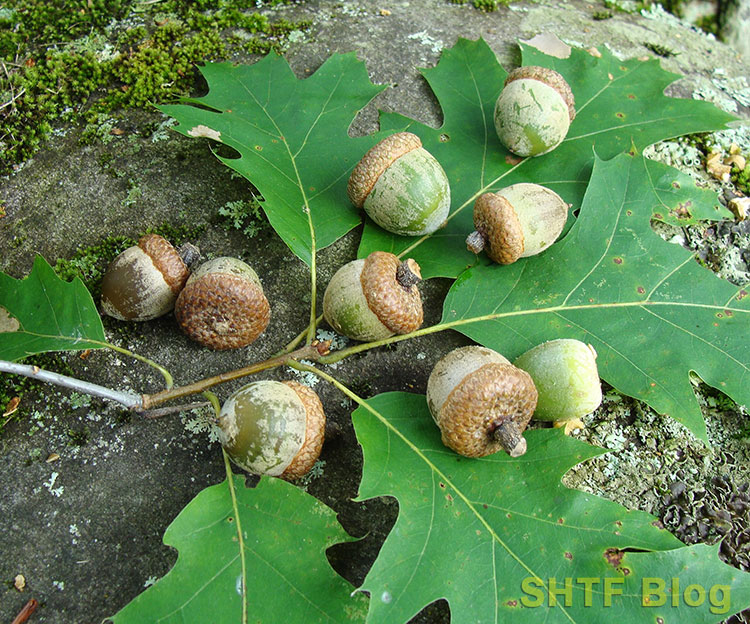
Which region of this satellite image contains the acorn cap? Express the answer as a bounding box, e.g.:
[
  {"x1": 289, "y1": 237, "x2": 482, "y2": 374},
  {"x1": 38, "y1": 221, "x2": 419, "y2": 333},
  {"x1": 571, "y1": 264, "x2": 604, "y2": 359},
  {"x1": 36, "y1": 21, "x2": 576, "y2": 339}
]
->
[
  {"x1": 347, "y1": 132, "x2": 423, "y2": 209},
  {"x1": 360, "y1": 251, "x2": 423, "y2": 335},
  {"x1": 469, "y1": 192, "x2": 525, "y2": 264},
  {"x1": 175, "y1": 271, "x2": 270, "y2": 350},
  {"x1": 138, "y1": 234, "x2": 191, "y2": 293},
  {"x1": 280, "y1": 380, "x2": 326, "y2": 480},
  {"x1": 438, "y1": 362, "x2": 537, "y2": 458},
  {"x1": 505, "y1": 66, "x2": 576, "y2": 122}
]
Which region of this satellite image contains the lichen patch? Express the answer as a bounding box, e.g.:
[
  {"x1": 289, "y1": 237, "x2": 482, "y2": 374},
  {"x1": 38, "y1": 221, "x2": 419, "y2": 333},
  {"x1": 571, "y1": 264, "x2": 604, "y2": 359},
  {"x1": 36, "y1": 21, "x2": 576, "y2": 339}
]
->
[{"x1": 188, "y1": 125, "x2": 221, "y2": 141}]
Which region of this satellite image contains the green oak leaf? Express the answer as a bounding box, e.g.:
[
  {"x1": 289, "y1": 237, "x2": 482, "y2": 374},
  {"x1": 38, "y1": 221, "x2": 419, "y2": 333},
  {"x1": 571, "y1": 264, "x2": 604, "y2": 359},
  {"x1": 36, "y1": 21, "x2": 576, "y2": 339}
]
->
[
  {"x1": 358, "y1": 37, "x2": 735, "y2": 278},
  {"x1": 108, "y1": 474, "x2": 368, "y2": 624},
  {"x1": 352, "y1": 392, "x2": 750, "y2": 623},
  {"x1": 0, "y1": 256, "x2": 105, "y2": 361},
  {"x1": 441, "y1": 151, "x2": 749, "y2": 441},
  {"x1": 159, "y1": 51, "x2": 386, "y2": 267}
]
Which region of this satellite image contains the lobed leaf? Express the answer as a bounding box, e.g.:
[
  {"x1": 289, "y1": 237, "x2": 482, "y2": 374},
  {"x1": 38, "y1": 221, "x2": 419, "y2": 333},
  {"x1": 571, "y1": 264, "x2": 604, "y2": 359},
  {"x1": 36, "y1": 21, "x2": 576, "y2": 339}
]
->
[
  {"x1": 358, "y1": 38, "x2": 735, "y2": 278},
  {"x1": 0, "y1": 256, "x2": 105, "y2": 361},
  {"x1": 160, "y1": 52, "x2": 387, "y2": 267},
  {"x1": 441, "y1": 151, "x2": 749, "y2": 441},
  {"x1": 353, "y1": 392, "x2": 750, "y2": 623},
  {"x1": 108, "y1": 474, "x2": 368, "y2": 623}
]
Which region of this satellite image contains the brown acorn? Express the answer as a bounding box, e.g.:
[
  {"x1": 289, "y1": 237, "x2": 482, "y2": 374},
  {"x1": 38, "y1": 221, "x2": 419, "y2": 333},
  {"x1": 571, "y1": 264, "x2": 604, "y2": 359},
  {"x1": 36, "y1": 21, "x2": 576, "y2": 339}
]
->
[
  {"x1": 100, "y1": 234, "x2": 198, "y2": 321},
  {"x1": 175, "y1": 257, "x2": 270, "y2": 350},
  {"x1": 426, "y1": 345, "x2": 537, "y2": 458}
]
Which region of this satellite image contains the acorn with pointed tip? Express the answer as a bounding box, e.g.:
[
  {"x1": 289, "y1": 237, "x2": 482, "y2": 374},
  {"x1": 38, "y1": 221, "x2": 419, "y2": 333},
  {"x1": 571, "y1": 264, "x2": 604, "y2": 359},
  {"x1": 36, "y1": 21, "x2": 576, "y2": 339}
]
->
[
  {"x1": 348, "y1": 131, "x2": 451, "y2": 236},
  {"x1": 100, "y1": 234, "x2": 199, "y2": 321},
  {"x1": 494, "y1": 66, "x2": 576, "y2": 157},
  {"x1": 323, "y1": 251, "x2": 423, "y2": 342},
  {"x1": 466, "y1": 183, "x2": 568, "y2": 264},
  {"x1": 513, "y1": 339, "x2": 602, "y2": 429},
  {"x1": 426, "y1": 345, "x2": 538, "y2": 458},
  {"x1": 218, "y1": 379, "x2": 325, "y2": 480},
  {"x1": 175, "y1": 256, "x2": 270, "y2": 350}
]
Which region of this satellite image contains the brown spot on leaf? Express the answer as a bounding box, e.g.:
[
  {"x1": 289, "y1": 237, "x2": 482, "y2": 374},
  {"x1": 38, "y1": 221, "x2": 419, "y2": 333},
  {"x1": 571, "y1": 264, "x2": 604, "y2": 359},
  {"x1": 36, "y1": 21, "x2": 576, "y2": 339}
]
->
[
  {"x1": 613, "y1": 257, "x2": 623, "y2": 265},
  {"x1": 621, "y1": 567, "x2": 631, "y2": 575},
  {"x1": 565, "y1": 551, "x2": 573, "y2": 560},
  {"x1": 738, "y1": 290, "x2": 747, "y2": 300},
  {"x1": 604, "y1": 548, "x2": 624, "y2": 568},
  {"x1": 439, "y1": 482, "x2": 446, "y2": 489},
  {"x1": 672, "y1": 181, "x2": 680, "y2": 189},
  {"x1": 506, "y1": 600, "x2": 518, "y2": 607},
  {"x1": 671, "y1": 202, "x2": 692, "y2": 219},
  {"x1": 505, "y1": 154, "x2": 523, "y2": 165},
  {"x1": 628, "y1": 94, "x2": 636, "y2": 99},
  {"x1": 558, "y1": 518, "x2": 564, "y2": 524},
  {"x1": 637, "y1": 286, "x2": 645, "y2": 294},
  {"x1": 0, "y1": 306, "x2": 20, "y2": 332},
  {"x1": 616, "y1": 112, "x2": 625, "y2": 119},
  {"x1": 725, "y1": 310, "x2": 733, "y2": 317},
  {"x1": 653, "y1": 212, "x2": 663, "y2": 220}
]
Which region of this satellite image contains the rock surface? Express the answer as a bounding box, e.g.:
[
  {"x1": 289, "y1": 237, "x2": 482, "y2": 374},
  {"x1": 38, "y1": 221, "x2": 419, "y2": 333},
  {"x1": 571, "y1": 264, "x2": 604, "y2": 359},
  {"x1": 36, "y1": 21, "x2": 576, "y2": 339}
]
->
[{"x1": 0, "y1": 1, "x2": 748, "y2": 622}]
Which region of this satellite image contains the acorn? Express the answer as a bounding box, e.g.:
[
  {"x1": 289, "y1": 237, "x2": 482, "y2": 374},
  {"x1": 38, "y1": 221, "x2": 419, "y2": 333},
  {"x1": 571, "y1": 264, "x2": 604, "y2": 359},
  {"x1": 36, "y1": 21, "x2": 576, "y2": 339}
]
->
[
  {"x1": 323, "y1": 250, "x2": 423, "y2": 342},
  {"x1": 494, "y1": 66, "x2": 576, "y2": 157},
  {"x1": 175, "y1": 256, "x2": 270, "y2": 350},
  {"x1": 100, "y1": 234, "x2": 199, "y2": 321},
  {"x1": 218, "y1": 379, "x2": 325, "y2": 480},
  {"x1": 513, "y1": 339, "x2": 602, "y2": 431},
  {"x1": 348, "y1": 131, "x2": 451, "y2": 236},
  {"x1": 466, "y1": 183, "x2": 568, "y2": 264},
  {"x1": 426, "y1": 345, "x2": 538, "y2": 458}
]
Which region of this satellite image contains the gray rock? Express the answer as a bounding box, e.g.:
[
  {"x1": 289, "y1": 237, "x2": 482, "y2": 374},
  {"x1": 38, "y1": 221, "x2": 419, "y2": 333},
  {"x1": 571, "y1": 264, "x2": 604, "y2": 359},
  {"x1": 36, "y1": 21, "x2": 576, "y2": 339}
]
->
[{"x1": 1, "y1": 1, "x2": 749, "y2": 623}]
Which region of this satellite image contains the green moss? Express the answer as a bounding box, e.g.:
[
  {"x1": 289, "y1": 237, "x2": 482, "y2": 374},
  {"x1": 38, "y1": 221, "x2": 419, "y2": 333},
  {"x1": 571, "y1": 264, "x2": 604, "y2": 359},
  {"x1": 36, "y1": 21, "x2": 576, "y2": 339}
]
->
[
  {"x1": 0, "y1": 0, "x2": 312, "y2": 174},
  {"x1": 643, "y1": 41, "x2": 678, "y2": 58},
  {"x1": 67, "y1": 425, "x2": 91, "y2": 446},
  {"x1": 732, "y1": 163, "x2": 750, "y2": 195},
  {"x1": 53, "y1": 235, "x2": 135, "y2": 296}
]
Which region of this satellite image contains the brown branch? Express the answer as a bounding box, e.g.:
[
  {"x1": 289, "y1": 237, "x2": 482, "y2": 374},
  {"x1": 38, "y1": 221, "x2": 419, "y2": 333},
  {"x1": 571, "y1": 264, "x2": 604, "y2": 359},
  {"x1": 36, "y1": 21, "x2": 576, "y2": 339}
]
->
[{"x1": 140, "y1": 340, "x2": 331, "y2": 409}]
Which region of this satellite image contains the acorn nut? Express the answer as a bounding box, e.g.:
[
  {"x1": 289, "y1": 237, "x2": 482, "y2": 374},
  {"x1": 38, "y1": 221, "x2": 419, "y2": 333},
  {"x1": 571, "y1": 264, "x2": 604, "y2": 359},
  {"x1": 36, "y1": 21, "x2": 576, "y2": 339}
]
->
[
  {"x1": 218, "y1": 379, "x2": 325, "y2": 480},
  {"x1": 494, "y1": 66, "x2": 576, "y2": 157},
  {"x1": 513, "y1": 338, "x2": 602, "y2": 430},
  {"x1": 323, "y1": 251, "x2": 423, "y2": 342},
  {"x1": 101, "y1": 234, "x2": 199, "y2": 321},
  {"x1": 348, "y1": 131, "x2": 451, "y2": 236},
  {"x1": 466, "y1": 183, "x2": 568, "y2": 264},
  {"x1": 426, "y1": 345, "x2": 538, "y2": 458},
  {"x1": 175, "y1": 256, "x2": 270, "y2": 350}
]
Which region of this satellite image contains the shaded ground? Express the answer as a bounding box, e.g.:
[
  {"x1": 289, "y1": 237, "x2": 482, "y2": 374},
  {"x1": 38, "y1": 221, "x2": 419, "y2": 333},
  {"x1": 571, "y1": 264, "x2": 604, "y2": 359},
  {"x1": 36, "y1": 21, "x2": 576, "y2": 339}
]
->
[{"x1": 1, "y1": 1, "x2": 749, "y2": 622}]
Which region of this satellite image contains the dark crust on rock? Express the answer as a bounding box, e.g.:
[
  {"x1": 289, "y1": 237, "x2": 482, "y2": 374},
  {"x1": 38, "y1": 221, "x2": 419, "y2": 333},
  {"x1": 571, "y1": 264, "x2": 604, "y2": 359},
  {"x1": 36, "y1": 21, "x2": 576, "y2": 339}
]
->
[
  {"x1": 280, "y1": 381, "x2": 326, "y2": 480},
  {"x1": 360, "y1": 251, "x2": 423, "y2": 335},
  {"x1": 438, "y1": 362, "x2": 537, "y2": 457},
  {"x1": 174, "y1": 272, "x2": 270, "y2": 350},
  {"x1": 347, "y1": 132, "x2": 422, "y2": 208},
  {"x1": 138, "y1": 234, "x2": 190, "y2": 294},
  {"x1": 473, "y1": 193, "x2": 525, "y2": 264},
  {"x1": 505, "y1": 65, "x2": 576, "y2": 121}
]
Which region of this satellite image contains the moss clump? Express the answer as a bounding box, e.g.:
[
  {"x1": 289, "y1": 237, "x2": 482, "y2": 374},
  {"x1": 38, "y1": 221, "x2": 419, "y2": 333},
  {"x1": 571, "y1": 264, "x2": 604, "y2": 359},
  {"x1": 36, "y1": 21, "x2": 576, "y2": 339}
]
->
[
  {"x1": 0, "y1": 0, "x2": 311, "y2": 174},
  {"x1": 54, "y1": 235, "x2": 135, "y2": 296}
]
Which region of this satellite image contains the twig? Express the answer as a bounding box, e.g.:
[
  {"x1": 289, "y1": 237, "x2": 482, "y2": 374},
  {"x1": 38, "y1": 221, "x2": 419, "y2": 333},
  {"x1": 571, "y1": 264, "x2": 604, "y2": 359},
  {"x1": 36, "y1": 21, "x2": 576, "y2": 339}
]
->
[
  {"x1": 0, "y1": 360, "x2": 142, "y2": 409},
  {"x1": 140, "y1": 341, "x2": 331, "y2": 409},
  {"x1": 139, "y1": 401, "x2": 211, "y2": 419},
  {"x1": 12, "y1": 599, "x2": 38, "y2": 624}
]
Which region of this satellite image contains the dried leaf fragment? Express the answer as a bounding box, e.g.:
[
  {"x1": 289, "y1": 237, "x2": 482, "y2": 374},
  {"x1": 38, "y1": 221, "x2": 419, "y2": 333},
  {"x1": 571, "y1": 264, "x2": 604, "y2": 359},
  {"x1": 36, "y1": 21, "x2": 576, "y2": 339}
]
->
[
  {"x1": 0, "y1": 306, "x2": 20, "y2": 332},
  {"x1": 706, "y1": 151, "x2": 732, "y2": 182},
  {"x1": 728, "y1": 197, "x2": 749, "y2": 221},
  {"x1": 14, "y1": 574, "x2": 25, "y2": 591},
  {"x1": 187, "y1": 125, "x2": 221, "y2": 140},
  {"x1": 4, "y1": 396, "x2": 20, "y2": 417}
]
